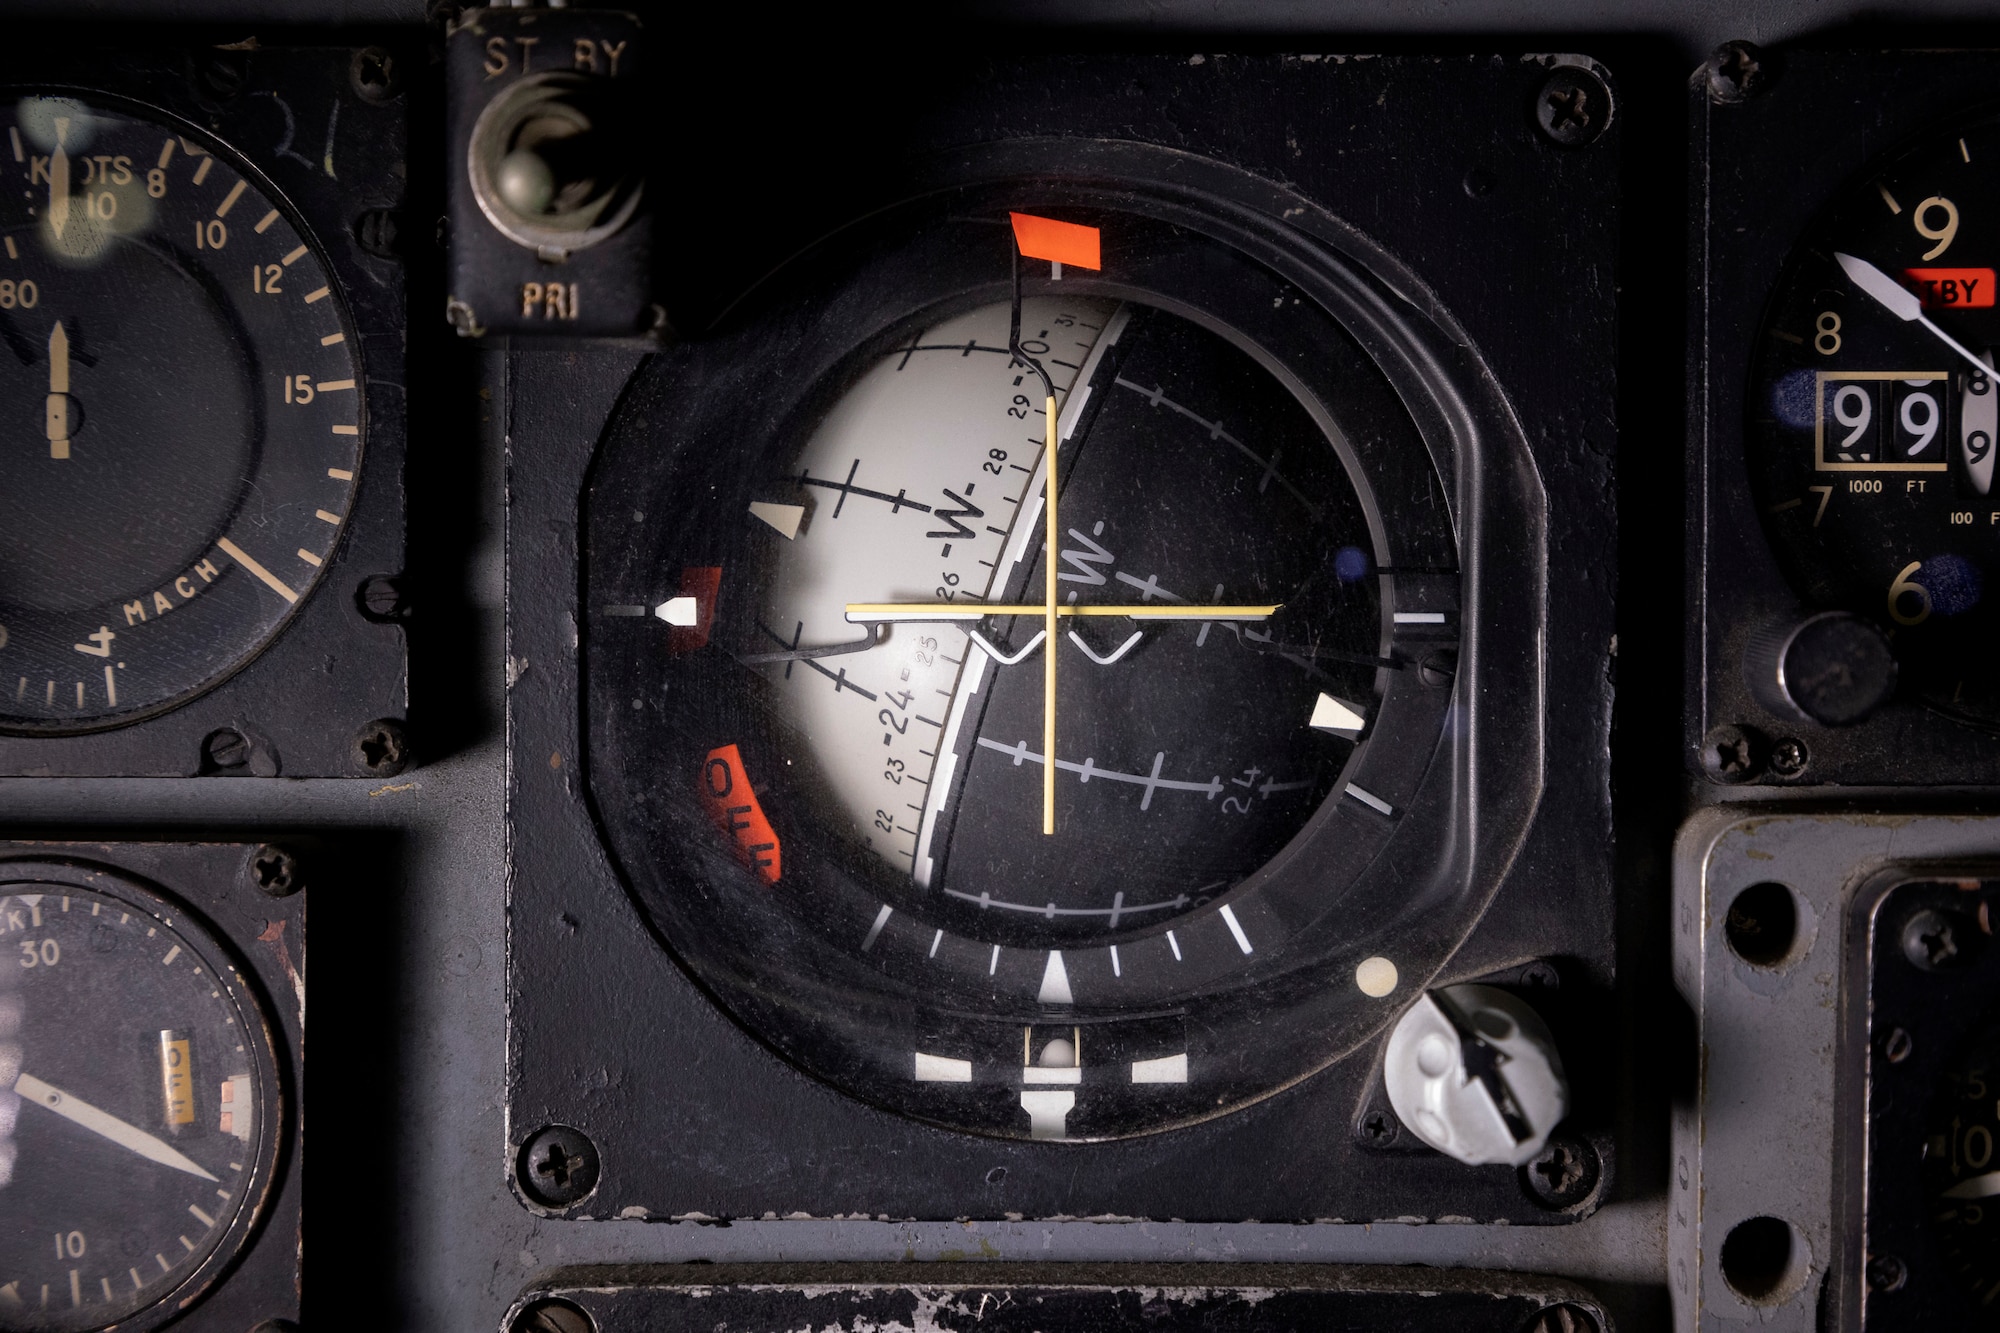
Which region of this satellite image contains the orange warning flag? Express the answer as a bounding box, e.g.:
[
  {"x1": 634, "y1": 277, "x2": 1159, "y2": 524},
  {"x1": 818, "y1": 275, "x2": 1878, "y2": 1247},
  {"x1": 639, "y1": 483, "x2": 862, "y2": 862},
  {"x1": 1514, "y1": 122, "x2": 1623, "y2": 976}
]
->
[
  {"x1": 699, "y1": 743, "x2": 781, "y2": 884},
  {"x1": 1010, "y1": 213, "x2": 1101, "y2": 270}
]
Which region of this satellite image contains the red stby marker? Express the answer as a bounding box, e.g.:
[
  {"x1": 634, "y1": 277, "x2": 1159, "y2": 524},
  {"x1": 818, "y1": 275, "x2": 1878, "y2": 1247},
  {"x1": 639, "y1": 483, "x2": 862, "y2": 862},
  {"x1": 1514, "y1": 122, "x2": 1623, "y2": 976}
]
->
[
  {"x1": 700, "y1": 743, "x2": 781, "y2": 884},
  {"x1": 1010, "y1": 213, "x2": 1102, "y2": 270},
  {"x1": 1901, "y1": 267, "x2": 1997, "y2": 309}
]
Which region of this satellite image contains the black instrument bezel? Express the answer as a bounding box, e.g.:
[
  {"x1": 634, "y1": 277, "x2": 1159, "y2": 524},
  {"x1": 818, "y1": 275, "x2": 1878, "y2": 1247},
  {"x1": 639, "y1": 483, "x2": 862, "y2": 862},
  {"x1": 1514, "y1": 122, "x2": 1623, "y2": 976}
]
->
[
  {"x1": 0, "y1": 842, "x2": 304, "y2": 1333},
  {"x1": 585, "y1": 186, "x2": 1467, "y2": 1141},
  {"x1": 506, "y1": 52, "x2": 1619, "y2": 1222},
  {"x1": 0, "y1": 42, "x2": 408, "y2": 777}
]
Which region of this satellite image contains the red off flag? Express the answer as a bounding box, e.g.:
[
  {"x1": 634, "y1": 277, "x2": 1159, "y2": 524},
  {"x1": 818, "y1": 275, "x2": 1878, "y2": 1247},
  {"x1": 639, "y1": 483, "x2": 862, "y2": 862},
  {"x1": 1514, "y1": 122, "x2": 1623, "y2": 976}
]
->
[{"x1": 1010, "y1": 213, "x2": 1101, "y2": 270}]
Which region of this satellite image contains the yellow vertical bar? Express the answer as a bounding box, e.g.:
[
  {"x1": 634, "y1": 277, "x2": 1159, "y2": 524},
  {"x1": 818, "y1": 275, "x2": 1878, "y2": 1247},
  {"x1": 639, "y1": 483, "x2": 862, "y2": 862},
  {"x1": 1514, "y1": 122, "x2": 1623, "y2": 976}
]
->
[
  {"x1": 158, "y1": 1030, "x2": 193, "y2": 1126},
  {"x1": 1042, "y1": 395, "x2": 1059, "y2": 835}
]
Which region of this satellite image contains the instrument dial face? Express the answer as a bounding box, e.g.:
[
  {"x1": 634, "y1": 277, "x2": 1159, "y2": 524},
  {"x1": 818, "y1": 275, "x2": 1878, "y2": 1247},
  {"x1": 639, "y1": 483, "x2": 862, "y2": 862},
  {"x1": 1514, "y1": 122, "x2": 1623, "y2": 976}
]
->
[
  {"x1": 0, "y1": 875, "x2": 278, "y2": 1331},
  {"x1": 1749, "y1": 114, "x2": 2000, "y2": 726},
  {"x1": 0, "y1": 94, "x2": 363, "y2": 735},
  {"x1": 759, "y1": 297, "x2": 1379, "y2": 949},
  {"x1": 589, "y1": 197, "x2": 1467, "y2": 1140},
  {"x1": 1927, "y1": 1012, "x2": 2000, "y2": 1319}
]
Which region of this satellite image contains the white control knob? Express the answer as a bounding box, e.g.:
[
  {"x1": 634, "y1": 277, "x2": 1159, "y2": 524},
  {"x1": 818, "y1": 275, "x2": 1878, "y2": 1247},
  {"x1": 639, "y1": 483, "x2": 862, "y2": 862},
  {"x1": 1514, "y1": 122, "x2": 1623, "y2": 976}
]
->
[{"x1": 1382, "y1": 983, "x2": 1569, "y2": 1167}]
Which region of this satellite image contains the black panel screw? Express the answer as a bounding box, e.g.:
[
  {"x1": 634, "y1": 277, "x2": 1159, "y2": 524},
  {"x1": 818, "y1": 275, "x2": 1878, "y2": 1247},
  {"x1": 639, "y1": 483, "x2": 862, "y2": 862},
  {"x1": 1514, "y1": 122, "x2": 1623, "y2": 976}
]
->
[
  {"x1": 1522, "y1": 1132, "x2": 1601, "y2": 1209},
  {"x1": 984, "y1": 1166, "x2": 1008, "y2": 1185},
  {"x1": 445, "y1": 298, "x2": 484, "y2": 339},
  {"x1": 350, "y1": 47, "x2": 401, "y2": 103},
  {"x1": 1768, "y1": 738, "x2": 1808, "y2": 778},
  {"x1": 1418, "y1": 649, "x2": 1458, "y2": 689},
  {"x1": 1701, "y1": 725, "x2": 1762, "y2": 784},
  {"x1": 518, "y1": 1126, "x2": 601, "y2": 1208},
  {"x1": 353, "y1": 718, "x2": 410, "y2": 776},
  {"x1": 1706, "y1": 41, "x2": 1767, "y2": 105},
  {"x1": 1901, "y1": 909, "x2": 1968, "y2": 972},
  {"x1": 195, "y1": 52, "x2": 247, "y2": 103},
  {"x1": 1527, "y1": 1304, "x2": 1602, "y2": 1333},
  {"x1": 1865, "y1": 1253, "x2": 1908, "y2": 1293},
  {"x1": 201, "y1": 728, "x2": 250, "y2": 774},
  {"x1": 247, "y1": 844, "x2": 302, "y2": 898},
  {"x1": 511, "y1": 1298, "x2": 595, "y2": 1333},
  {"x1": 1520, "y1": 960, "x2": 1561, "y2": 989},
  {"x1": 356, "y1": 574, "x2": 410, "y2": 623},
  {"x1": 354, "y1": 209, "x2": 402, "y2": 260},
  {"x1": 1535, "y1": 66, "x2": 1612, "y2": 148},
  {"x1": 200, "y1": 726, "x2": 278, "y2": 776},
  {"x1": 1356, "y1": 1106, "x2": 1400, "y2": 1147}
]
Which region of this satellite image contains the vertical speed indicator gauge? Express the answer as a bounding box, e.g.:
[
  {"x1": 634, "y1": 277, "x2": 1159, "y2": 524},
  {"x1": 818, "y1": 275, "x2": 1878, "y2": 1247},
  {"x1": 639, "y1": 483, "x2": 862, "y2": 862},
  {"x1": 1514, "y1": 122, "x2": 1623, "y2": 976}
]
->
[
  {"x1": 0, "y1": 866, "x2": 282, "y2": 1331},
  {"x1": 1927, "y1": 1012, "x2": 2000, "y2": 1322},
  {"x1": 1749, "y1": 114, "x2": 2000, "y2": 727},
  {"x1": 0, "y1": 94, "x2": 363, "y2": 734}
]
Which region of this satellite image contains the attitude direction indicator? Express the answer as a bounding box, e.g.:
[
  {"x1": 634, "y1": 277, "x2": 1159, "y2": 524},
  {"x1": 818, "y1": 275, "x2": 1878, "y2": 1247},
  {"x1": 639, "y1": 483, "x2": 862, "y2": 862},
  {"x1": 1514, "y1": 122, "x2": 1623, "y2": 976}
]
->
[{"x1": 844, "y1": 214, "x2": 1280, "y2": 835}]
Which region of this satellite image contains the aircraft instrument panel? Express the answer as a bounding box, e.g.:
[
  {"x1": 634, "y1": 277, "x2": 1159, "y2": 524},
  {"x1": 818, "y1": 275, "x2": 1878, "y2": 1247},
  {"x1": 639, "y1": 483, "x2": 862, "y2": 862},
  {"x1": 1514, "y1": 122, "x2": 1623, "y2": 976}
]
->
[{"x1": 0, "y1": 5, "x2": 1997, "y2": 1333}]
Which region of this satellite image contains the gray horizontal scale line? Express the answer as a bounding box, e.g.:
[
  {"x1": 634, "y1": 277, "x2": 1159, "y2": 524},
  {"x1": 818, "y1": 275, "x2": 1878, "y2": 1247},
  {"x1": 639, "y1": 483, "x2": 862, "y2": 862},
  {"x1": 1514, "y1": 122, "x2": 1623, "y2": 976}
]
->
[
  {"x1": 975, "y1": 738, "x2": 1223, "y2": 797},
  {"x1": 1112, "y1": 375, "x2": 1324, "y2": 521},
  {"x1": 940, "y1": 888, "x2": 1193, "y2": 919}
]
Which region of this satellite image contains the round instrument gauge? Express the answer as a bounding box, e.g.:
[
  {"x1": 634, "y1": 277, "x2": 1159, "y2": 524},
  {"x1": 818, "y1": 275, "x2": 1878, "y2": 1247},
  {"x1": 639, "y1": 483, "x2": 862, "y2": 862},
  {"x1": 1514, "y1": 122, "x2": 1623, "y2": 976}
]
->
[
  {"x1": 1749, "y1": 113, "x2": 2000, "y2": 726},
  {"x1": 587, "y1": 183, "x2": 1468, "y2": 1141},
  {"x1": 0, "y1": 93, "x2": 363, "y2": 735},
  {"x1": 1926, "y1": 1010, "x2": 2000, "y2": 1320},
  {"x1": 0, "y1": 864, "x2": 281, "y2": 1330},
  {"x1": 755, "y1": 294, "x2": 1378, "y2": 947}
]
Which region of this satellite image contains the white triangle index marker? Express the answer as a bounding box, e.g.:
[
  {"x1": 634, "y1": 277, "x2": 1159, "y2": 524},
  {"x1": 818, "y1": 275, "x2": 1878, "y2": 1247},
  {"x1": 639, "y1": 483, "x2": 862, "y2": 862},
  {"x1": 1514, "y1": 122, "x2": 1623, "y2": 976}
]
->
[
  {"x1": 1037, "y1": 950, "x2": 1074, "y2": 1005},
  {"x1": 1310, "y1": 692, "x2": 1367, "y2": 736},
  {"x1": 654, "y1": 597, "x2": 698, "y2": 626},
  {"x1": 748, "y1": 501, "x2": 805, "y2": 540}
]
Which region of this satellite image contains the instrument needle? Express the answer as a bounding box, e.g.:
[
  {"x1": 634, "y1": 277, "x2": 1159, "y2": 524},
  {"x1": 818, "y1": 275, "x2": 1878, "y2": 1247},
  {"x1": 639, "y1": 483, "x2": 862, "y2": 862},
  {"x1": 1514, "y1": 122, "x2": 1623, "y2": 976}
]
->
[
  {"x1": 1836, "y1": 250, "x2": 1993, "y2": 378},
  {"x1": 46, "y1": 321, "x2": 70, "y2": 460}
]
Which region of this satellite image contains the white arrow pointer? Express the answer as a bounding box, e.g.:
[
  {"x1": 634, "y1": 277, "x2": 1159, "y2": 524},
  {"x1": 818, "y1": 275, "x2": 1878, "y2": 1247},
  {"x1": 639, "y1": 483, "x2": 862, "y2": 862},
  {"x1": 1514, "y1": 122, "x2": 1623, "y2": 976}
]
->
[
  {"x1": 1943, "y1": 1168, "x2": 2000, "y2": 1201},
  {"x1": 1836, "y1": 251, "x2": 1993, "y2": 378},
  {"x1": 14, "y1": 1072, "x2": 219, "y2": 1181}
]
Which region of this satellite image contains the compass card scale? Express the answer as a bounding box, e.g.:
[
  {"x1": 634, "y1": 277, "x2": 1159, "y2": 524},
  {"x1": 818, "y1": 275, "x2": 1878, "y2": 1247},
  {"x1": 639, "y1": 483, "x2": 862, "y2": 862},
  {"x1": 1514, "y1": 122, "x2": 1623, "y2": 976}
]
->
[{"x1": 759, "y1": 295, "x2": 1117, "y2": 867}]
